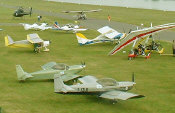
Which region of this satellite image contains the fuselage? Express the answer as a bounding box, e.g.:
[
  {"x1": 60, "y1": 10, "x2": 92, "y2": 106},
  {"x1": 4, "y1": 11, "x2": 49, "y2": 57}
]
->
[{"x1": 58, "y1": 81, "x2": 135, "y2": 94}]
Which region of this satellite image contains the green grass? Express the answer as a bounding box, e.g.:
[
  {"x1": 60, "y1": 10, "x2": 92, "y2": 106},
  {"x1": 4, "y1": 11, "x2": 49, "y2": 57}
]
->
[{"x1": 0, "y1": 1, "x2": 175, "y2": 113}]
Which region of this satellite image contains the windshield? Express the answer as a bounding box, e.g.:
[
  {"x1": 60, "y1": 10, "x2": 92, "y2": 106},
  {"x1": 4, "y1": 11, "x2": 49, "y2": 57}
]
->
[
  {"x1": 97, "y1": 78, "x2": 118, "y2": 86},
  {"x1": 52, "y1": 63, "x2": 69, "y2": 70}
]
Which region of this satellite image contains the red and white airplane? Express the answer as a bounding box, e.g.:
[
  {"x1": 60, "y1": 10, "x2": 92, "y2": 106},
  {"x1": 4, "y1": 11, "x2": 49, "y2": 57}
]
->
[{"x1": 108, "y1": 23, "x2": 175, "y2": 59}]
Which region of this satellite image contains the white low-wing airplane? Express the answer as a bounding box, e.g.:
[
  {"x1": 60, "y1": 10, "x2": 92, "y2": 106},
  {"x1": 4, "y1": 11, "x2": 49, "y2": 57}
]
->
[
  {"x1": 62, "y1": 9, "x2": 102, "y2": 20},
  {"x1": 76, "y1": 26, "x2": 126, "y2": 45},
  {"x1": 108, "y1": 23, "x2": 175, "y2": 57},
  {"x1": 54, "y1": 74, "x2": 144, "y2": 103},
  {"x1": 21, "y1": 23, "x2": 52, "y2": 31},
  {"x1": 53, "y1": 22, "x2": 87, "y2": 33}
]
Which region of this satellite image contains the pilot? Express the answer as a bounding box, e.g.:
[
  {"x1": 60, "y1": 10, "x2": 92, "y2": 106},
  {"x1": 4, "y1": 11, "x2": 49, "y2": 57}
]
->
[{"x1": 34, "y1": 43, "x2": 42, "y2": 53}]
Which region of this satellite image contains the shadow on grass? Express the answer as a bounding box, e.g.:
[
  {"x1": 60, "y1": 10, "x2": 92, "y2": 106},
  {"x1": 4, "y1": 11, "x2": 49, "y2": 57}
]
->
[{"x1": 19, "y1": 79, "x2": 53, "y2": 83}]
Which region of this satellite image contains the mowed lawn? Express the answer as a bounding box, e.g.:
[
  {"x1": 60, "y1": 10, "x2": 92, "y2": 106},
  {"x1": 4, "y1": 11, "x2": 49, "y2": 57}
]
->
[{"x1": 0, "y1": 1, "x2": 175, "y2": 113}]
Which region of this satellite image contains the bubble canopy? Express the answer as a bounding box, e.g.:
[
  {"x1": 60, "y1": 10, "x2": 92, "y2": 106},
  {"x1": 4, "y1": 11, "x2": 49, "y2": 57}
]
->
[
  {"x1": 97, "y1": 78, "x2": 118, "y2": 86},
  {"x1": 52, "y1": 63, "x2": 69, "y2": 70}
]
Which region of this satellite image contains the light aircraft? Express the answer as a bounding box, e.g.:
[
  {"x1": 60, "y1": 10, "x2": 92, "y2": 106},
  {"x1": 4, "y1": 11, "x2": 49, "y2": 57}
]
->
[
  {"x1": 20, "y1": 23, "x2": 52, "y2": 31},
  {"x1": 108, "y1": 23, "x2": 175, "y2": 59},
  {"x1": 62, "y1": 9, "x2": 102, "y2": 20},
  {"x1": 16, "y1": 62, "x2": 85, "y2": 81},
  {"x1": 13, "y1": 6, "x2": 32, "y2": 17},
  {"x1": 53, "y1": 22, "x2": 87, "y2": 33},
  {"x1": 5, "y1": 33, "x2": 50, "y2": 53},
  {"x1": 54, "y1": 74, "x2": 144, "y2": 103},
  {"x1": 76, "y1": 26, "x2": 126, "y2": 45}
]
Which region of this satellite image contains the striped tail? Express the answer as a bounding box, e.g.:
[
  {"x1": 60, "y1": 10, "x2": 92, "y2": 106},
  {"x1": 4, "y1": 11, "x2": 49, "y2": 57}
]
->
[{"x1": 76, "y1": 33, "x2": 93, "y2": 45}]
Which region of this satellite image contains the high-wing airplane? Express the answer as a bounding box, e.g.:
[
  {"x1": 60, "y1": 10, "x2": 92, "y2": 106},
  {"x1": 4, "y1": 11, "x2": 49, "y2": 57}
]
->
[
  {"x1": 62, "y1": 9, "x2": 102, "y2": 20},
  {"x1": 53, "y1": 22, "x2": 87, "y2": 33},
  {"x1": 5, "y1": 33, "x2": 50, "y2": 53},
  {"x1": 108, "y1": 23, "x2": 175, "y2": 59},
  {"x1": 13, "y1": 6, "x2": 32, "y2": 17},
  {"x1": 76, "y1": 26, "x2": 126, "y2": 45},
  {"x1": 54, "y1": 74, "x2": 144, "y2": 103},
  {"x1": 20, "y1": 23, "x2": 52, "y2": 31},
  {"x1": 16, "y1": 62, "x2": 85, "y2": 81}
]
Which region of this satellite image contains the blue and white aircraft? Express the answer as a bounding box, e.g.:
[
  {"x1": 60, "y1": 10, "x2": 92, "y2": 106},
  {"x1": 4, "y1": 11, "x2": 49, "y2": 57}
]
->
[{"x1": 76, "y1": 26, "x2": 126, "y2": 45}]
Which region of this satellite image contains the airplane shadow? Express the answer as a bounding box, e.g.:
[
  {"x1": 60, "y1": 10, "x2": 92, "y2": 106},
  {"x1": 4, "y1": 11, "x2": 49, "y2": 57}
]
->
[{"x1": 18, "y1": 79, "x2": 53, "y2": 83}]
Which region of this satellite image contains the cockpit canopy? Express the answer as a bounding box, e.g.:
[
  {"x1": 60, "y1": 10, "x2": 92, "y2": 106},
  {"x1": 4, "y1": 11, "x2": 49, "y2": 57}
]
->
[
  {"x1": 97, "y1": 78, "x2": 118, "y2": 87},
  {"x1": 52, "y1": 63, "x2": 69, "y2": 70}
]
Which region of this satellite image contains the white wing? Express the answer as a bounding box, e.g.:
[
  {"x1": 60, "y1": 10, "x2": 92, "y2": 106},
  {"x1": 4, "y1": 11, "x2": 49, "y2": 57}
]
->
[
  {"x1": 109, "y1": 23, "x2": 175, "y2": 55},
  {"x1": 97, "y1": 26, "x2": 122, "y2": 39},
  {"x1": 99, "y1": 90, "x2": 144, "y2": 100}
]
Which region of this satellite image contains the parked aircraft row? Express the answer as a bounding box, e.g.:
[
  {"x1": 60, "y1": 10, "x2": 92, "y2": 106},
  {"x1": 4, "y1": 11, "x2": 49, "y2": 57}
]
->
[{"x1": 15, "y1": 62, "x2": 144, "y2": 103}]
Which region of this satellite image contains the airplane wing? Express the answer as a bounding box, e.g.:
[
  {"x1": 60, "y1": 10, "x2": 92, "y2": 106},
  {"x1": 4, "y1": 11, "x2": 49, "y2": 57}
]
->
[
  {"x1": 99, "y1": 90, "x2": 144, "y2": 100},
  {"x1": 97, "y1": 26, "x2": 125, "y2": 39},
  {"x1": 41, "y1": 62, "x2": 57, "y2": 70},
  {"x1": 78, "y1": 75, "x2": 98, "y2": 84},
  {"x1": 109, "y1": 23, "x2": 175, "y2": 55},
  {"x1": 62, "y1": 9, "x2": 102, "y2": 13},
  {"x1": 27, "y1": 33, "x2": 44, "y2": 43},
  {"x1": 61, "y1": 74, "x2": 81, "y2": 82}
]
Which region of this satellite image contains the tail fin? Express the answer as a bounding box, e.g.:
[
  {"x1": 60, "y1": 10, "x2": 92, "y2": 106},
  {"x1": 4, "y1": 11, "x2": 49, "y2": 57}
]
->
[
  {"x1": 54, "y1": 74, "x2": 68, "y2": 93},
  {"x1": 54, "y1": 22, "x2": 60, "y2": 28},
  {"x1": 76, "y1": 33, "x2": 93, "y2": 45},
  {"x1": 5, "y1": 35, "x2": 14, "y2": 46},
  {"x1": 16, "y1": 65, "x2": 32, "y2": 81}
]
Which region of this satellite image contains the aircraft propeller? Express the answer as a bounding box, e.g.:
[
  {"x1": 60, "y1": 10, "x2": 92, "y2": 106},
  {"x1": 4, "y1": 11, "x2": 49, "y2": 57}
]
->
[{"x1": 81, "y1": 61, "x2": 86, "y2": 67}]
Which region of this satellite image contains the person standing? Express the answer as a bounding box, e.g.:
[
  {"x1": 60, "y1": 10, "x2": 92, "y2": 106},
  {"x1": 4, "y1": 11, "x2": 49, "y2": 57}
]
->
[
  {"x1": 173, "y1": 40, "x2": 175, "y2": 56},
  {"x1": 108, "y1": 14, "x2": 111, "y2": 22}
]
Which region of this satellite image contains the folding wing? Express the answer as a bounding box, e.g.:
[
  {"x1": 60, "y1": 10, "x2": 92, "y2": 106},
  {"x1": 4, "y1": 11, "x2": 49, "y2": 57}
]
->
[
  {"x1": 109, "y1": 23, "x2": 175, "y2": 55},
  {"x1": 99, "y1": 90, "x2": 144, "y2": 100}
]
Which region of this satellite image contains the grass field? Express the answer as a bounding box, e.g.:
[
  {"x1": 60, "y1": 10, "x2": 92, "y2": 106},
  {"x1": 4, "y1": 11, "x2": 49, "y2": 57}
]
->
[{"x1": 0, "y1": 0, "x2": 175, "y2": 113}]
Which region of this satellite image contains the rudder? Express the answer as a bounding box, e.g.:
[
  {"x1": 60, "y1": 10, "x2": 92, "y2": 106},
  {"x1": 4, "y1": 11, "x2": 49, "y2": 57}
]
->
[
  {"x1": 5, "y1": 35, "x2": 14, "y2": 46},
  {"x1": 16, "y1": 65, "x2": 32, "y2": 81},
  {"x1": 76, "y1": 33, "x2": 92, "y2": 45}
]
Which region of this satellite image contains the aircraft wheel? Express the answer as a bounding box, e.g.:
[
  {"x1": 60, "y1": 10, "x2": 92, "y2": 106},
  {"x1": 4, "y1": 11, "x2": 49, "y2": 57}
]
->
[{"x1": 128, "y1": 57, "x2": 132, "y2": 60}]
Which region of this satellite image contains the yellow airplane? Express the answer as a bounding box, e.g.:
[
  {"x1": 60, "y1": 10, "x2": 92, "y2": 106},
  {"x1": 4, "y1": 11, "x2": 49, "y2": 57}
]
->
[{"x1": 5, "y1": 33, "x2": 50, "y2": 53}]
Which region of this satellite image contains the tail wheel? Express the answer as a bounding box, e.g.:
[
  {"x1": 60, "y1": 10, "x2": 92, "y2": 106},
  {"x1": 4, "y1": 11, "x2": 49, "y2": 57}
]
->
[{"x1": 128, "y1": 57, "x2": 133, "y2": 60}]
